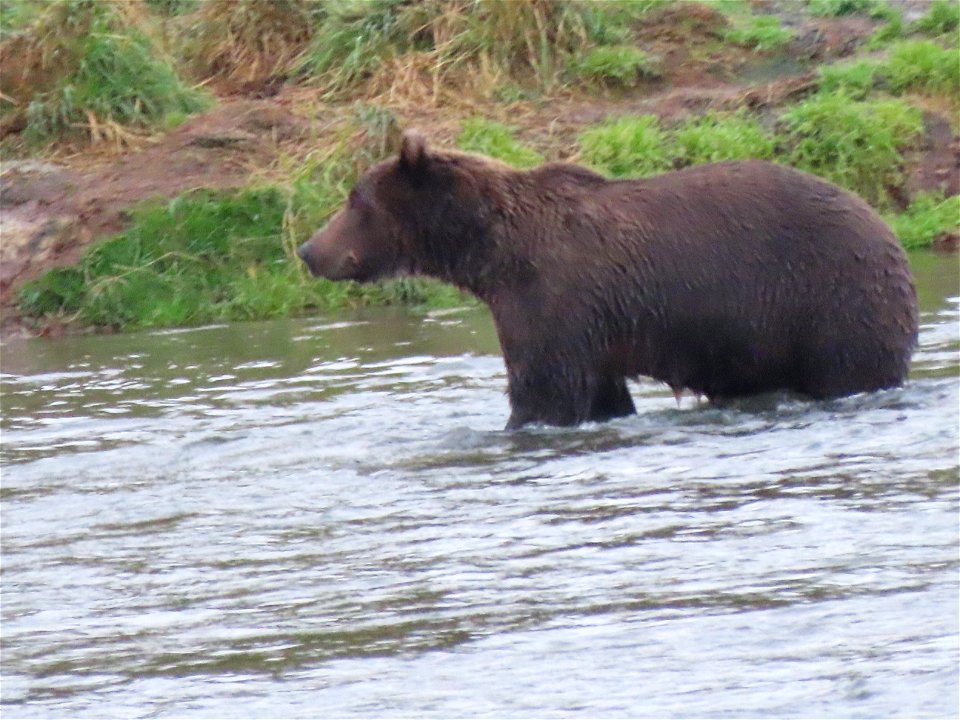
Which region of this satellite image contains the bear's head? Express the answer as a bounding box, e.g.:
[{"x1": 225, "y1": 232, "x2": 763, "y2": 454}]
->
[{"x1": 298, "y1": 129, "x2": 500, "y2": 285}]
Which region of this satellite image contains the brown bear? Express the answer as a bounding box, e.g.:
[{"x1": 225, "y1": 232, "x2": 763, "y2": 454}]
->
[{"x1": 298, "y1": 130, "x2": 918, "y2": 429}]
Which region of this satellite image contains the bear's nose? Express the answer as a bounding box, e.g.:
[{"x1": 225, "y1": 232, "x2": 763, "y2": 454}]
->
[{"x1": 297, "y1": 242, "x2": 310, "y2": 264}]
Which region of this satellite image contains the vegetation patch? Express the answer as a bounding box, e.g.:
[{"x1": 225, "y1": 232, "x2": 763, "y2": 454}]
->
[
  {"x1": 780, "y1": 93, "x2": 924, "y2": 206},
  {"x1": 568, "y1": 45, "x2": 662, "y2": 87},
  {"x1": 805, "y1": 0, "x2": 893, "y2": 18},
  {"x1": 18, "y1": 182, "x2": 466, "y2": 331},
  {"x1": 297, "y1": 0, "x2": 596, "y2": 98},
  {"x1": 578, "y1": 115, "x2": 671, "y2": 177},
  {"x1": 1, "y1": 0, "x2": 209, "y2": 146},
  {"x1": 456, "y1": 119, "x2": 543, "y2": 168},
  {"x1": 292, "y1": 0, "x2": 409, "y2": 96},
  {"x1": 723, "y1": 14, "x2": 793, "y2": 51},
  {"x1": 671, "y1": 111, "x2": 776, "y2": 166},
  {"x1": 295, "y1": 0, "x2": 676, "y2": 100},
  {"x1": 884, "y1": 192, "x2": 960, "y2": 250},
  {"x1": 866, "y1": 10, "x2": 903, "y2": 48},
  {"x1": 912, "y1": 0, "x2": 960, "y2": 38},
  {"x1": 884, "y1": 39, "x2": 960, "y2": 95},
  {"x1": 817, "y1": 60, "x2": 879, "y2": 99},
  {"x1": 183, "y1": 0, "x2": 316, "y2": 86}
]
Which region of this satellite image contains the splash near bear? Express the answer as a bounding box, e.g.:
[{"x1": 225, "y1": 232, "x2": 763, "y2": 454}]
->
[{"x1": 298, "y1": 130, "x2": 918, "y2": 429}]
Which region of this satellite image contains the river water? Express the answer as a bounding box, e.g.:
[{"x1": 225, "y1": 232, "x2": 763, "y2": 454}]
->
[{"x1": 2, "y1": 253, "x2": 957, "y2": 718}]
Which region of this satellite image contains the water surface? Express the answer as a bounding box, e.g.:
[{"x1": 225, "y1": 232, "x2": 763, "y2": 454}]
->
[{"x1": 1, "y1": 254, "x2": 958, "y2": 718}]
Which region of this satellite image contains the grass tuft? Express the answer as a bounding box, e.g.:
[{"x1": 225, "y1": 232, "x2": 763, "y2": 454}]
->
[
  {"x1": 578, "y1": 115, "x2": 671, "y2": 178},
  {"x1": 671, "y1": 111, "x2": 776, "y2": 165},
  {"x1": 723, "y1": 14, "x2": 793, "y2": 51},
  {"x1": 780, "y1": 92, "x2": 924, "y2": 207},
  {"x1": 912, "y1": 0, "x2": 960, "y2": 38},
  {"x1": 884, "y1": 192, "x2": 960, "y2": 250},
  {"x1": 294, "y1": 0, "x2": 408, "y2": 96},
  {"x1": 568, "y1": 45, "x2": 662, "y2": 87},
  {"x1": 184, "y1": 0, "x2": 315, "y2": 86},
  {"x1": 296, "y1": 0, "x2": 671, "y2": 99},
  {"x1": 885, "y1": 39, "x2": 960, "y2": 95},
  {"x1": 866, "y1": 9, "x2": 903, "y2": 48},
  {"x1": 805, "y1": 0, "x2": 891, "y2": 18},
  {"x1": 456, "y1": 118, "x2": 544, "y2": 168},
  {"x1": 818, "y1": 60, "x2": 879, "y2": 99},
  {"x1": 1, "y1": 0, "x2": 209, "y2": 146}
]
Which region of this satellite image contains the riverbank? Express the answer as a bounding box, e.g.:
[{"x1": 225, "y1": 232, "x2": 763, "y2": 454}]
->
[{"x1": 2, "y1": 0, "x2": 957, "y2": 337}]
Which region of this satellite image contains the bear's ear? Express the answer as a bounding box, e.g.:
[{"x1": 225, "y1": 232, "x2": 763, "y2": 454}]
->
[{"x1": 398, "y1": 129, "x2": 429, "y2": 176}]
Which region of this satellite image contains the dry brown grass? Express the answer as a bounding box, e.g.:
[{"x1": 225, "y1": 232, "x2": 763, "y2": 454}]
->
[
  {"x1": 298, "y1": 0, "x2": 596, "y2": 102},
  {"x1": 185, "y1": 0, "x2": 314, "y2": 88}
]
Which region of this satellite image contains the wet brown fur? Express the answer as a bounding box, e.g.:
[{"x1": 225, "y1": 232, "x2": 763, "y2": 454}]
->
[{"x1": 299, "y1": 130, "x2": 919, "y2": 429}]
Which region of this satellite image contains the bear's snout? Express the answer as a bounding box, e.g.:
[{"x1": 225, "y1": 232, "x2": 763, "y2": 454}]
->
[
  {"x1": 297, "y1": 240, "x2": 319, "y2": 276},
  {"x1": 297, "y1": 238, "x2": 360, "y2": 280},
  {"x1": 296, "y1": 241, "x2": 310, "y2": 264}
]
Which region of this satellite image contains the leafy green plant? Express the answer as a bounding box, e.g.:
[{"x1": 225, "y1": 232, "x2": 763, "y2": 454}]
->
[
  {"x1": 670, "y1": 111, "x2": 776, "y2": 165},
  {"x1": 818, "y1": 60, "x2": 879, "y2": 99},
  {"x1": 780, "y1": 93, "x2": 924, "y2": 206},
  {"x1": 568, "y1": 45, "x2": 661, "y2": 87},
  {"x1": 884, "y1": 39, "x2": 960, "y2": 94},
  {"x1": 578, "y1": 115, "x2": 671, "y2": 177},
  {"x1": 457, "y1": 118, "x2": 544, "y2": 168},
  {"x1": 884, "y1": 192, "x2": 960, "y2": 250},
  {"x1": 723, "y1": 15, "x2": 793, "y2": 51}
]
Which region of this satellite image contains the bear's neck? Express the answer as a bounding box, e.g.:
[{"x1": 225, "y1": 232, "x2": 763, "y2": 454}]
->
[{"x1": 413, "y1": 189, "x2": 522, "y2": 302}]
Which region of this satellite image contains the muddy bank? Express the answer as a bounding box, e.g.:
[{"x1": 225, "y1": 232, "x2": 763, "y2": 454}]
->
[{"x1": 0, "y1": 99, "x2": 312, "y2": 336}]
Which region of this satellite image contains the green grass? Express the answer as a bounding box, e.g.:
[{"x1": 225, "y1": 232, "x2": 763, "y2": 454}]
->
[
  {"x1": 578, "y1": 115, "x2": 671, "y2": 177},
  {"x1": 780, "y1": 93, "x2": 924, "y2": 207},
  {"x1": 885, "y1": 39, "x2": 960, "y2": 94},
  {"x1": 18, "y1": 180, "x2": 467, "y2": 331},
  {"x1": 671, "y1": 111, "x2": 776, "y2": 165},
  {"x1": 0, "y1": 0, "x2": 45, "y2": 38},
  {"x1": 578, "y1": 112, "x2": 775, "y2": 175},
  {"x1": 912, "y1": 0, "x2": 960, "y2": 38},
  {"x1": 723, "y1": 15, "x2": 793, "y2": 51},
  {"x1": 805, "y1": 0, "x2": 894, "y2": 18},
  {"x1": 818, "y1": 60, "x2": 879, "y2": 99},
  {"x1": 568, "y1": 45, "x2": 662, "y2": 87},
  {"x1": 293, "y1": 0, "x2": 408, "y2": 95},
  {"x1": 885, "y1": 192, "x2": 960, "y2": 250},
  {"x1": 456, "y1": 118, "x2": 544, "y2": 168},
  {"x1": 866, "y1": 9, "x2": 903, "y2": 49}
]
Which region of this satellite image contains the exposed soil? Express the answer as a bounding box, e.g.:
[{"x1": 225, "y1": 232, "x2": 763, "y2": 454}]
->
[{"x1": 1, "y1": 2, "x2": 956, "y2": 338}]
